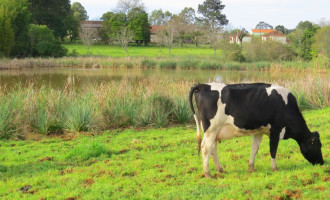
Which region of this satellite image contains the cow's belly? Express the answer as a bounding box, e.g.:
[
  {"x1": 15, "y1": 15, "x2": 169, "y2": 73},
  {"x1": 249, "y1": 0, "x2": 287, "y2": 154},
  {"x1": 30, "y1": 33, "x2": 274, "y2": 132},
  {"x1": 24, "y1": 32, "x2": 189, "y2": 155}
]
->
[{"x1": 217, "y1": 123, "x2": 271, "y2": 139}]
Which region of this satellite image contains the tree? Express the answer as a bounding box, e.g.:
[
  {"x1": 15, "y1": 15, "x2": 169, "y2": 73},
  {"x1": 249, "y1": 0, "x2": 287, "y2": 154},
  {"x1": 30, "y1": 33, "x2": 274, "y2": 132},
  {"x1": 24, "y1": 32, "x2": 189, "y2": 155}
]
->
[
  {"x1": 71, "y1": 2, "x2": 88, "y2": 21},
  {"x1": 100, "y1": 12, "x2": 116, "y2": 44},
  {"x1": 116, "y1": 0, "x2": 144, "y2": 15},
  {"x1": 155, "y1": 19, "x2": 177, "y2": 55},
  {"x1": 127, "y1": 7, "x2": 150, "y2": 45},
  {"x1": 0, "y1": 0, "x2": 31, "y2": 57},
  {"x1": 149, "y1": 9, "x2": 172, "y2": 26},
  {"x1": 300, "y1": 26, "x2": 319, "y2": 60},
  {"x1": 0, "y1": 5, "x2": 14, "y2": 57},
  {"x1": 28, "y1": 0, "x2": 71, "y2": 39},
  {"x1": 79, "y1": 27, "x2": 98, "y2": 52},
  {"x1": 198, "y1": 0, "x2": 228, "y2": 55},
  {"x1": 65, "y1": 14, "x2": 80, "y2": 42},
  {"x1": 297, "y1": 21, "x2": 313, "y2": 31},
  {"x1": 255, "y1": 21, "x2": 273, "y2": 29},
  {"x1": 109, "y1": 13, "x2": 133, "y2": 52},
  {"x1": 312, "y1": 26, "x2": 330, "y2": 56},
  {"x1": 275, "y1": 25, "x2": 289, "y2": 34},
  {"x1": 179, "y1": 7, "x2": 196, "y2": 25},
  {"x1": 28, "y1": 24, "x2": 67, "y2": 57}
]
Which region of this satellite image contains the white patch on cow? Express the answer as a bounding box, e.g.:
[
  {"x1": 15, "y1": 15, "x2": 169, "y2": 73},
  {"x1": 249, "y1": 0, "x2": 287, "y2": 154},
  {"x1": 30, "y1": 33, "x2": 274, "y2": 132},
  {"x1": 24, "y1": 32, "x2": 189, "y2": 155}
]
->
[
  {"x1": 279, "y1": 127, "x2": 286, "y2": 140},
  {"x1": 271, "y1": 158, "x2": 277, "y2": 171},
  {"x1": 266, "y1": 85, "x2": 290, "y2": 105}
]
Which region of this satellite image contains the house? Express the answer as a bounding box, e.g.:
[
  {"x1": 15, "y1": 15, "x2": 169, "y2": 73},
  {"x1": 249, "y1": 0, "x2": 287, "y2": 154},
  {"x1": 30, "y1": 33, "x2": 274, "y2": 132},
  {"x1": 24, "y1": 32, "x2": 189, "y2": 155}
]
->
[
  {"x1": 80, "y1": 20, "x2": 103, "y2": 31},
  {"x1": 262, "y1": 31, "x2": 288, "y2": 44},
  {"x1": 229, "y1": 32, "x2": 252, "y2": 44},
  {"x1": 251, "y1": 29, "x2": 277, "y2": 36},
  {"x1": 150, "y1": 25, "x2": 164, "y2": 43}
]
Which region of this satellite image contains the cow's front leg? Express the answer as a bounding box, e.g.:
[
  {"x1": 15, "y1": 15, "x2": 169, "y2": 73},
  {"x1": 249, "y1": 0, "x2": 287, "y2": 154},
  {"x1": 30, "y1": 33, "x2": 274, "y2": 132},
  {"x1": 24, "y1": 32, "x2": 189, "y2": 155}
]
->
[
  {"x1": 201, "y1": 131, "x2": 217, "y2": 178},
  {"x1": 211, "y1": 140, "x2": 224, "y2": 173},
  {"x1": 249, "y1": 133, "x2": 263, "y2": 172},
  {"x1": 269, "y1": 128, "x2": 280, "y2": 171}
]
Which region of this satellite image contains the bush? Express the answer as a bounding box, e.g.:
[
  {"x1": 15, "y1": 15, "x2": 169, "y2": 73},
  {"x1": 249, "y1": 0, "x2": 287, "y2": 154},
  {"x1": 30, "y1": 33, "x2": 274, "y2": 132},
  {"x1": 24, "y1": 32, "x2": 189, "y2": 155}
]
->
[
  {"x1": 141, "y1": 59, "x2": 157, "y2": 68},
  {"x1": 28, "y1": 24, "x2": 67, "y2": 57},
  {"x1": 227, "y1": 49, "x2": 245, "y2": 62}
]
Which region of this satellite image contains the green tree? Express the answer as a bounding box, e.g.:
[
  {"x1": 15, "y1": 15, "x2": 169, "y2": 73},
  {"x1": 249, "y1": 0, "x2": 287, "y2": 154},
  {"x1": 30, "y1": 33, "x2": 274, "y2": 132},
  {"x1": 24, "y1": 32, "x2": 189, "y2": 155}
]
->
[
  {"x1": 65, "y1": 14, "x2": 80, "y2": 42},
  {"x1": 28, "y1": 0, "x2": 71, "y2": 39},
  {"x1": 275, "y1": 25, "x2": 290, "y2": 34},
  {"x1": 100, "y1": 12, "x2": 116, "y2": 44},
  {"x1": 127, "y1": 7, "x2": 150, "y2": 45},
  {"x1": 198, "y1": 0, "x2": 228, "y2": 55},
  {"x1": 0, "y1": 0, "x2": 31, "y2": 57},
  {"x1": 28, "y1": 24, "x2": 67, "y2": 57},
  {"x1": 312, "y1": 26, "x2": 330, "y2": 56},
  {"x1": 0, "y1": 5, "x2": 14, "y2": 57},
  {"x1": 71, "y1": 2, "x2": 88, "y2": 21},
  {"x1": 301, "y1": 26, "x2": 319, "y2": 60},
  {"x1": 255, "y1": 21, "x2": 273, "y2": 29}
]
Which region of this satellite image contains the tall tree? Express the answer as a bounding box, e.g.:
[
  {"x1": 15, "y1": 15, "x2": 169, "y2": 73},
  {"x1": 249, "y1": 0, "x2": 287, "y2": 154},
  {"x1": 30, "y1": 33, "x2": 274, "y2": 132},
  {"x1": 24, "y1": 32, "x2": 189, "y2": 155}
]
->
[
  {"x1": 300, "y1": 26, "x2": 319, "y2": 60},
  {"x1": 0, "y1": 0, "x2": 31, "y2": 57},
  {"x1": 109, "y1": 13, "x2": 133, "y2": 52},
  {"x1": 198, "y1": 0, "x2": 228, "y2": 54},
  {"x1": 0, "y1": 5, "x2": 14, "y2": 57},
  {"x1": 29, "y1": 0, "x2": 71, "y2": 39},
  {"x1": 116, "y1": 0, "x2": 144, "y2": 15},
  {"x1": 127, "y1": 7, "x2": 150, "y2": 45},
  {"x1": 71, "y1": 2, "x2": 88, "y2": 21},
  {"x1": 100, "y1": 12, "x2": 116, "y2": 44},
  {"x1": 312, "y1": 26, "x2": 330, "y2": 56},
  {"x1": 275, "y1": 25, "x2": 289, "y2": 34},
  {"x1": 255, "y1": 21, "x2": 273, "y2": 29}
]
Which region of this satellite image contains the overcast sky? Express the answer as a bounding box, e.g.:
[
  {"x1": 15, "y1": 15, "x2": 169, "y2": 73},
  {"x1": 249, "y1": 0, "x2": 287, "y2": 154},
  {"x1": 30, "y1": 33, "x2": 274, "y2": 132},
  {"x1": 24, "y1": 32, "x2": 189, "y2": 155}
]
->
[{"x1": 72, "y1": 0, "x2": 330, "y2": 31}]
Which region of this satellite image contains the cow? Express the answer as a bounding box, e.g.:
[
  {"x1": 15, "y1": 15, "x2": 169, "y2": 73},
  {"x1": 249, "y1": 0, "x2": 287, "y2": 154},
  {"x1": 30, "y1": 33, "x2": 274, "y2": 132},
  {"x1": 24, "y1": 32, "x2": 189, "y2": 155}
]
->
[{"x1": 189, "y1": 82, "x2": 324, "y2": 178}]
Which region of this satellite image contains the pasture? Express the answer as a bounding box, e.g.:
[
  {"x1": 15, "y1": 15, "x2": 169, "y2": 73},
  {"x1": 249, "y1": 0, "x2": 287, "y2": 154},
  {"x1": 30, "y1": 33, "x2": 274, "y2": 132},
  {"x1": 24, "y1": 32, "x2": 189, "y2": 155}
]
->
[
  {"x1": 63, "y1": 44, "x2": 218, "y2": 57},
  {"x1": 0, "y1": 108, "x2": 329, "y2": 199}
]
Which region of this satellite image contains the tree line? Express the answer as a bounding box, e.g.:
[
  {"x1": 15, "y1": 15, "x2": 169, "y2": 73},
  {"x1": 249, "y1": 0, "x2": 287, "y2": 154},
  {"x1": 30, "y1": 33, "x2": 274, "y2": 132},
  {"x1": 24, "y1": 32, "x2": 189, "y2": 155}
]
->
[{"x1": 0, "y1": 0, "x2": 329, "y2": 61}]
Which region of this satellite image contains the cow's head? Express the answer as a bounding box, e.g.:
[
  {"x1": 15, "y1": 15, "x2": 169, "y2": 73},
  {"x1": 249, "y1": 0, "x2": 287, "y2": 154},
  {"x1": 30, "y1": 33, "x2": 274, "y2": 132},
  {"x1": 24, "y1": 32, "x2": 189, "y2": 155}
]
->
[{"x1": 300, "y1": 131, "x2": 324, "y2": 165}]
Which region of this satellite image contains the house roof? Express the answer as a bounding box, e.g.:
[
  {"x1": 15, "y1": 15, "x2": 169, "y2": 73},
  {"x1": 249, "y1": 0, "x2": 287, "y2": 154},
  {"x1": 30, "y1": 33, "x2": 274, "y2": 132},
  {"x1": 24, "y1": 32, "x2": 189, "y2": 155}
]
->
[
  {"x1": 251, "y1": 29, "x2": 276, "y2": 34},
  {"x1": 80, "y1": 20, "x2": 103, "y2": 29},
  {"x1": 262, "y1": 31, "x2": 286, "y2": 37},
  {"x1": 151, "y1": 25, "x2": 164, "y2": 33},
  {"x1": 80, "y1": 20, "x2": 103, "y2": 24}
]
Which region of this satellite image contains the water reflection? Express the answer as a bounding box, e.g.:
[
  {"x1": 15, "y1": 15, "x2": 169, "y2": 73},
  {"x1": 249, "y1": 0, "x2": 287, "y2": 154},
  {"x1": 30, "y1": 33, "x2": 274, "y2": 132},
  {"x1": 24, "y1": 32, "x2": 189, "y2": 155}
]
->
[{"x1": 0, "y1": 67, "x2": 326, "y2": 90}]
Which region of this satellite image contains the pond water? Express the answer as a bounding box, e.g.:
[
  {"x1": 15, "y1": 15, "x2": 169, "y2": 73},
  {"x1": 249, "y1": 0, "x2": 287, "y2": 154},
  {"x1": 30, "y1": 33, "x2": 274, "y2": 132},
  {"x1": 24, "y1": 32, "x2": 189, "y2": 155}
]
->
[{"x1": 0, "y1": 67, "x2": 326, "y2": 90}]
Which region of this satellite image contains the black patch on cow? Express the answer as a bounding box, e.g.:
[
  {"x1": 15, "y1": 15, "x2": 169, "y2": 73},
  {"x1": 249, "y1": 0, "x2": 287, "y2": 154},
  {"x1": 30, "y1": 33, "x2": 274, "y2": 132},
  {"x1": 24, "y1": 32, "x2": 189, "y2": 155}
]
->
[
  {"x1": 194, "y1": 84, "x2": 219, "y2": 132},
  {"x1": 221, "y1": 83, "x2": 285, "y2": 130}
]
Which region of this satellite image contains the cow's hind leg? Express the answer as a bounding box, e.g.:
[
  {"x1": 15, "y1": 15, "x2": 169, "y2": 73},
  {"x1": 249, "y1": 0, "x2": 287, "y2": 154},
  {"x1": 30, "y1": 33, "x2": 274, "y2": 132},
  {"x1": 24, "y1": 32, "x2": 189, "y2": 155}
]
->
[
  {"x1": 201, "y1": 130, "x2": 217, "y2": 178},
  {"x1": 249, "y1": 133, "x2": 263, "y2": 172},
  {"x1": 211, "y1": 140, "x2": 224, "y2": 173}
]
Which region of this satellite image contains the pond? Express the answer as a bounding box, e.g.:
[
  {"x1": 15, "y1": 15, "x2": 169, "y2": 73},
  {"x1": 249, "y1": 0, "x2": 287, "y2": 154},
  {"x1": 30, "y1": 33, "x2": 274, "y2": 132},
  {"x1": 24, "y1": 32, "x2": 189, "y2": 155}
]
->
[{"x1": 0, "y1": 67, "x2": 326, "y2": 90}]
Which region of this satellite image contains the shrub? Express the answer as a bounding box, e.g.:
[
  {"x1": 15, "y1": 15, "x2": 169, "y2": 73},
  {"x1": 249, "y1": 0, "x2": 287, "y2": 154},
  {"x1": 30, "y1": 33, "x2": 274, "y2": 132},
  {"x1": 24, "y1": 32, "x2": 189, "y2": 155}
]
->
[
  {"x1": 141, "y1": 59, "x2": 157, "y2": 68},
  {"x1": 0, "y1": 96, "x2": 21, "y2": 139},
  {"x1": 173, "y1": 97, "x2": 192, "y2": 124},
  {"x1": 28, "y1": 24, "x2": 67, "y2": 57},
  {"x1": 227, "y1": 49, "x2": 245, "y2": 62},
  {"x1": 151, "y1": 95, "x2": 175, "y2": 127},
  {"x1": 158, "y1": 60, "x2": 177, "y2": 69}
]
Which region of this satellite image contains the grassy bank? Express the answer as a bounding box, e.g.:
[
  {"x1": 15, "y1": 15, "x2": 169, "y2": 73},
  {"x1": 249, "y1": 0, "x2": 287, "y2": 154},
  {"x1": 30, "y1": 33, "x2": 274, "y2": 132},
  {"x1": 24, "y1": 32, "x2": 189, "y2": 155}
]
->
[
  {"x1": 0, "y1": 76, "x2": 328, "y2": 139},
  {"x1": 1, "y1": 56, "x2": 328, "y2": 71},
  {"x1": 0, "y1": 108, "x2": 329, "y2": 199}
]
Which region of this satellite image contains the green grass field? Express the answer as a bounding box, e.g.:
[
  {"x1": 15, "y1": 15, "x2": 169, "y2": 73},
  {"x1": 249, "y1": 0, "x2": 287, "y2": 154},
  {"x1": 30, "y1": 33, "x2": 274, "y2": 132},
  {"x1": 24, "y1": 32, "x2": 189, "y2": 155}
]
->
[
  {"x1": 63, "y1": 44, "x2": 220, "y2": 57},
  {"x1": 0, "y1": 108, "x2": 329, "y2": 199}
]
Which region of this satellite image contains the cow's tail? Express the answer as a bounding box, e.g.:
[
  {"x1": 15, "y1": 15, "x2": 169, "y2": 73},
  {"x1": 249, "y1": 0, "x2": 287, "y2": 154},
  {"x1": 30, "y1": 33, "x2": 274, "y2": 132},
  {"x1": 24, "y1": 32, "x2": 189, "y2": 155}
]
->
[{"x1": 189, "y1": 84, "x2": 202, "y2": 155}]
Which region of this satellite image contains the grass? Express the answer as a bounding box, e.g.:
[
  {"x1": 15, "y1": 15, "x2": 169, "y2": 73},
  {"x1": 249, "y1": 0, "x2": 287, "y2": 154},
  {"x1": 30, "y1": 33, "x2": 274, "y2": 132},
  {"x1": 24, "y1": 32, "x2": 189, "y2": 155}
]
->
[
  {"x1": 64, "y1": 44, "x2": 217, "y2": 57},
  {"x1": 0, "y1": 108, "x2": 329, "y2": 199}
]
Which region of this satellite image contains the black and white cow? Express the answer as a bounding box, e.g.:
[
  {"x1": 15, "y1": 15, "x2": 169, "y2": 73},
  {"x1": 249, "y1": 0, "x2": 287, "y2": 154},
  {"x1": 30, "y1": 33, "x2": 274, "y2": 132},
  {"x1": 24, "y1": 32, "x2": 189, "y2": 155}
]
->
[{"x1": 189, "y1": 83, "x2": 324, "y2": 178}]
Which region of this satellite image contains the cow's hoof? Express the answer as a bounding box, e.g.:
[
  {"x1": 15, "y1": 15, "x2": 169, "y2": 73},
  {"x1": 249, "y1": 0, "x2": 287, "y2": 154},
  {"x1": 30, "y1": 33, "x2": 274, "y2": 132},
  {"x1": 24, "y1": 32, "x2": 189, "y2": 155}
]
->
[
  {"x1": 272, "y1": 168, "x2": 278, "y2": 172},
  {"x1": 249, "y1": 168, "x2": 256, "y2": 173},
  {"x1": 204, "y1": 173, "x2": 212, "y2": 178}
]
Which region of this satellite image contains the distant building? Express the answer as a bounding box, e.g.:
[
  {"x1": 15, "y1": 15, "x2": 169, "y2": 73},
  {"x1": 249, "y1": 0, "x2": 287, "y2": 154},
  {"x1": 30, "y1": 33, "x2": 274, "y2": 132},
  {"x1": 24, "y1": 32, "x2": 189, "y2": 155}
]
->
[
  {"x1": 251, "y1": 29, "x2": 277, "y2": 36},
  {"x1": 262, "y1": 31, "x2": 288, "y2": 44},
  {"x1": 150, "y1": 25, "x2": 164, "y2": 43},
  {"x1": 80, "y1": 20, "x2": 103, "y2": 31},
  {"x1": 229, "y1": 32, "x2": 251, "y2": 44}
]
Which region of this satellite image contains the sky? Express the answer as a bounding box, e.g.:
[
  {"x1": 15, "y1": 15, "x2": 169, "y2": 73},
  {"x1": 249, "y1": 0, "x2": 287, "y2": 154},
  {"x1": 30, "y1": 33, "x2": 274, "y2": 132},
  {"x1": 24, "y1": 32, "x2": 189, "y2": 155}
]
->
[{"x1": 72, "y1": 0, "x2": 330, "y2": 32}]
